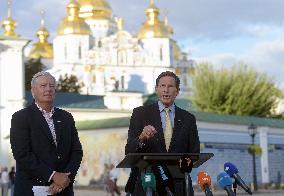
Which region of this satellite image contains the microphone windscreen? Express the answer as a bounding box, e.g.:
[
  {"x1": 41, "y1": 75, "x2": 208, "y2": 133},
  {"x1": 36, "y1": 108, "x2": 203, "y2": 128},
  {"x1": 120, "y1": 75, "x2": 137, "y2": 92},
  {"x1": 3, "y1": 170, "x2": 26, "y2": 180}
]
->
[
  {"x1": 224, "y1": 162, "x2": 238, "y2": 177},
  {"x1": 178, "y1": 154, "x2": 193, "y2": 173},
  {"x1": 197, "y1": 171, "x2": 211, "y2": 190},
  {"x1": 217, "y1": 172, "x2": 233, "y2": 189},
  {"x1": 141, "y1": 173, "x2": 156, "y2": 191},
  {"x1": 151, "y1": 164, "x2": 175, "y2": 195}
]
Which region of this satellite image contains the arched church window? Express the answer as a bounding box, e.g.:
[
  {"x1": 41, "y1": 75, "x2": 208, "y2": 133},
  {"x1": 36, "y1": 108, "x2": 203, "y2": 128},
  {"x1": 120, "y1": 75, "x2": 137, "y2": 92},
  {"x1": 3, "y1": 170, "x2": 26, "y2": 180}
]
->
[
  {"x1": 92, "y1": 73, "x2": 96, "y2": 83},
  {"x1": 121, "y1": 75, "x2": 125, "y2": 90},
  {"x1": 64, "y1": 43, "x2": 67, "y2": 60},
  {"x1": 160, "y1": 46, "x2": 163, "y2": 61},
  {"x1": 78, "y1": 43, "x2": 82, "y2": 59},
  {"x1": 98, "y1": 40, "x2": 102, "y2": 48}
]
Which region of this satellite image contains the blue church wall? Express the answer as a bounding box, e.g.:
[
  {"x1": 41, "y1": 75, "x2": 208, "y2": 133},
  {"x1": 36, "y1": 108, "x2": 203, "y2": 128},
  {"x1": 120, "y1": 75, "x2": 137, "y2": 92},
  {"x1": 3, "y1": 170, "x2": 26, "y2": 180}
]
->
[
  {"x1": 199, "y1": 128, "x2": 259, "y2": 144},
  {"x1": 268, "y1": 145, "x2": 284, "y2": 183},
  {"x1": 193, "y1": 128, "x2": 263, "y2": 184},
  {"x1": 190, "y1": 145, "x2": 262, "y2": 185}
]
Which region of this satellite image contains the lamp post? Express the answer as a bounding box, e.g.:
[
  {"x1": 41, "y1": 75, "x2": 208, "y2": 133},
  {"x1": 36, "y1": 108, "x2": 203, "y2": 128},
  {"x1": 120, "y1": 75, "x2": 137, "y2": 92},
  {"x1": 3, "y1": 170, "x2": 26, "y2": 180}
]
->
[{"x1": 248, "y1": 123, "x2": 258, "y2": 191}]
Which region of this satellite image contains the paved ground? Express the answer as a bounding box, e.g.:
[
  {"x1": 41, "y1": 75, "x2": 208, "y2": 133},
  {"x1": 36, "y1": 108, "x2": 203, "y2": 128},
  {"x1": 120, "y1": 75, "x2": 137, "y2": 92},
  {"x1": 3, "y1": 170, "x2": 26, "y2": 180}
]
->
[{"x1": 74, "y1": 188, "x2": 284, "y2": 196}]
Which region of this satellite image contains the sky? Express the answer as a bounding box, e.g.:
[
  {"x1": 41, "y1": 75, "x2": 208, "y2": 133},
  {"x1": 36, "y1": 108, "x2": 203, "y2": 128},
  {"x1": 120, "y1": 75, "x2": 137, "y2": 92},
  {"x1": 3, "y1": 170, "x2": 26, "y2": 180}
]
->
[{"x1": 1, "y1": 0, "x2": 284, "y2": 89}]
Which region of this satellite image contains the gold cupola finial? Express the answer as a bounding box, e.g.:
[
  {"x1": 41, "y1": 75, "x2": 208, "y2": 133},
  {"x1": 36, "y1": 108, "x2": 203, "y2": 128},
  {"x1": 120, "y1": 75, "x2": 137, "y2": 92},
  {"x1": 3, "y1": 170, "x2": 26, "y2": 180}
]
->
[
  {"x1": 2, "y1": 0, "x2": 18, "y2": 37},
  {"x1": 116, "y1": 17, "x2": 124, "y2": 31},
  {"x1": 40, "y1": 10, "x2": 45, "y2": 27},
  {"x1": 29, "y1": 10, "x2": 53, "y2": 59},
  {"x1": 137, "y1": 0, "x2": 171, "y2": 39},
  {"x1": 37, "y1": 10, "x2": 49, "y2": 43},
  {"x1": 7, "y1": 0, "x2": 11, "y2": 18},
  {"x1": 164, "y1": 9, "x2": 173, "y2": 35}
]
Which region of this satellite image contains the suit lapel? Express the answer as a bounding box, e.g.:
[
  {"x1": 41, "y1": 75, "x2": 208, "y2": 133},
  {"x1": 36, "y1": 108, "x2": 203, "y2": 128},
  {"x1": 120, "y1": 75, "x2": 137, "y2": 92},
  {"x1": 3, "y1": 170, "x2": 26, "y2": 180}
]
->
[
  {"x1": 52, "y1": 108, "x2": 62, "y2": 145},
  {"x1": 147, "y1": 103, "x2": 165, "y2": 150},
  {"x1": 30, "y1": 103, "x2": 54, "y2": 144},
  {"x1": 169, "y1": 106, "x2": 183, "y2": 152}
]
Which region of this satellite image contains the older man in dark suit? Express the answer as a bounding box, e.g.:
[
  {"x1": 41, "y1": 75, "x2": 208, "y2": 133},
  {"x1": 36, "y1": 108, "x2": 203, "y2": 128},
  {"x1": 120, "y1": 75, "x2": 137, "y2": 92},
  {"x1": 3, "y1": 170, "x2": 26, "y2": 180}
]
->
[
  {"x1": 125, "y1": 71, "x2": 200, "y2": 195},
  {"x1": 10, "y1": 71, "x2": 83, "y2": 196}
]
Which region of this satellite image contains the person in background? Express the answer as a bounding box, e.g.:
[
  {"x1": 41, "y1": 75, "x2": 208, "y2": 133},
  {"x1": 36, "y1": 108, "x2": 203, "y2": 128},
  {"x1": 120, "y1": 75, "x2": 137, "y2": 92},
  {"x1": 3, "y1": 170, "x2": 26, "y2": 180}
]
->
[
  {"x1": 10, "y1": 71, "x2": 83, "y2": 196},
  {"x1": 125, "y1": 71, "x2": 200, "y2": 195},
  {"x1": 0, "y1": 167, "x2": 9, "y2": 196},
  {"x1": 8, "y1": 166, "x2": 15, "y2": 196},
  {"x1": 108, "y1": 164, "x2": 121, "y2": 196}
]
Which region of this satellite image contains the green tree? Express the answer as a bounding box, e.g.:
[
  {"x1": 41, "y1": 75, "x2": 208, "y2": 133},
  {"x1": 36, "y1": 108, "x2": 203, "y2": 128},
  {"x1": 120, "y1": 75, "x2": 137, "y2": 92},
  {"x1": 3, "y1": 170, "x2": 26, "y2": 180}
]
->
[
  {"x1": 56, "y1": 74, "x2": 84, "y2": 93},
  {"x1": 143, "y1": 93, "x2": 158, "y2": 106},
  {"x1": 191, "y1": 62, "x2": 282, "y2": 117},
  {"x1": 25, "y1": 58, "x2": 44, "y2": 90}
]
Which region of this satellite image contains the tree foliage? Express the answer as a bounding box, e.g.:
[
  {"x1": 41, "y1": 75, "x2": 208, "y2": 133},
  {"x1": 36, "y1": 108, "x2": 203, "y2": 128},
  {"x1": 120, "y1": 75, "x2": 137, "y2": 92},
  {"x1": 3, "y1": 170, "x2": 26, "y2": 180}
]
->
[
  {"x1": 24, "y1": 58, "x2": 44, "y2": 90},
  {"x1": 56, "y1": 74, "x2": 84, "y2": 93},
  {"x1": 143, "y1": 93, "x2": 158, "y2": 106},
  {"x1": 248, "y1": 144, "x2": 262, "y2": 157},
  {"x1": 191, "y1": 62, "x2": 282, "y2": 117}
]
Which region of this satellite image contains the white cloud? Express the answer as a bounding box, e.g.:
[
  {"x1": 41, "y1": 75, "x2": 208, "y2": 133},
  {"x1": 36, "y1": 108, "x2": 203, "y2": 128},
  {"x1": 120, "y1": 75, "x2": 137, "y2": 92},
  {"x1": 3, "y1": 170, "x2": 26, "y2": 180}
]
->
[
  {"x1": 243, "y1": 39, "x2": 284, "y2": 87},
  {"x1": 194, "y1": 38, "x2": 284, "y2": 89}
]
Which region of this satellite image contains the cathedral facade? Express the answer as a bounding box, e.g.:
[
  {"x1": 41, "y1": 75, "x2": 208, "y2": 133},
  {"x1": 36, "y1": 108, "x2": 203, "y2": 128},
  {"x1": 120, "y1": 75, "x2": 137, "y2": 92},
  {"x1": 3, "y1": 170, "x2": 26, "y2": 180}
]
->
[{"x1": 29, "y1": 0, "x2": 195, "y2": 96}]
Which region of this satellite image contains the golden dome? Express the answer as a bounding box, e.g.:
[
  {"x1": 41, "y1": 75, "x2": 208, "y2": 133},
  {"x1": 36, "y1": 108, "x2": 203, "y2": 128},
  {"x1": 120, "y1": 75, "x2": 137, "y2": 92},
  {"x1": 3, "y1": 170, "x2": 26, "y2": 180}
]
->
[
  {"x1": 57, "y1": 0, "x2": 91, "y2": 35},
  {"x1": 78, "y1": 0, "x2": 112, "y2": 20},
  {"x1": 137, "y1": 0, "x2": 171, "y2": 39},
  {"x1": 2, "y1": 17, "x2": 17, "y2": 37},
  {"x1": 2, "y1": 0, "x2": 18, "y2": 37},
  {"x1": 29, "y1": 11, "x2": 53, "y2": 59}
]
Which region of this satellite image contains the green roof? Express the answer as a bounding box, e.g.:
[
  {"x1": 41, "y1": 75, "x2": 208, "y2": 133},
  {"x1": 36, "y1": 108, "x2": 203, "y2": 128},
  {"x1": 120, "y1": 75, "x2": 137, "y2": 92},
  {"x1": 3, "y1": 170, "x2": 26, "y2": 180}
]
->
[
  {"x1": 76, "y1": 117, "x2": 130, "y2": 130},
  {"x1": 191, "y1": 111, "x2": 284, "y2": 128},
  {"x1": 25, "y1": 91, "x2": 106, "y2": 109},
  {"x1": 76, "y1": 111, "x2": 284, "y2": 131}
]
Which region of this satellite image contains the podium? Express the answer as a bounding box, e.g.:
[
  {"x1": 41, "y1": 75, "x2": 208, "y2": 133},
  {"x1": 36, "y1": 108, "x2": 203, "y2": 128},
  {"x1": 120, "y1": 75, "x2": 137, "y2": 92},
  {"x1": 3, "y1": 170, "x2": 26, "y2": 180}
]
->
[{"x1": 117, "y1": 153, "x2": 214, "y2": 196}]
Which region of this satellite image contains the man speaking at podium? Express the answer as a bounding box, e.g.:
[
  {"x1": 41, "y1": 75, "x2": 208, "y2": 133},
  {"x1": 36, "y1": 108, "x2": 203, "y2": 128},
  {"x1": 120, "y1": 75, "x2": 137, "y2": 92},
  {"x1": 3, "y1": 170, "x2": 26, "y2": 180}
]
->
[{"x1": 125, "y1": 71, "x2": 200, "y2": 195}]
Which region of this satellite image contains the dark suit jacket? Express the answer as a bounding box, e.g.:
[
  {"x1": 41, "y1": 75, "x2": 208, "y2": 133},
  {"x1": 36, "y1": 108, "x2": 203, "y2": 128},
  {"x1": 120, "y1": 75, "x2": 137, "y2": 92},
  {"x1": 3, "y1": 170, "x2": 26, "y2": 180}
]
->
[
  {"x1": 125, "y1": 102, "x2": 200, "y2": 154},
  {"x1": 10, "y1": 103, "x2": 83, "y2": 196},
  {"x1": 125, "y1": 102, "x2": 200, "y2": 195}
]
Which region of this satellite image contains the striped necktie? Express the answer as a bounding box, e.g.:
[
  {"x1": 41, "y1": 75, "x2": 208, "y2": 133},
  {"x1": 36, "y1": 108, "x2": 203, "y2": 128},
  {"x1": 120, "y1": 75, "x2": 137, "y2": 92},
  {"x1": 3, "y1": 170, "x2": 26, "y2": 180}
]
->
[{"x1": 164, "y1": 108, "x2": 173, "y2": 151}]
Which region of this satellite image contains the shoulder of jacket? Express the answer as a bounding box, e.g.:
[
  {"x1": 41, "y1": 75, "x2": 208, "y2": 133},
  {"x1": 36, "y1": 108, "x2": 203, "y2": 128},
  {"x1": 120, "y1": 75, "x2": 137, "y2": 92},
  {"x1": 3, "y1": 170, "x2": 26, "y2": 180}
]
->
[
  {"x1": 133, "y1": 103, "x2": 157, "y2": 112},
  {"x1": 176, "y1": 106, "x2": 196, "y2": 118},
  {"x1": 55, "y1": 107, "x2": 72, "y2": 117}
]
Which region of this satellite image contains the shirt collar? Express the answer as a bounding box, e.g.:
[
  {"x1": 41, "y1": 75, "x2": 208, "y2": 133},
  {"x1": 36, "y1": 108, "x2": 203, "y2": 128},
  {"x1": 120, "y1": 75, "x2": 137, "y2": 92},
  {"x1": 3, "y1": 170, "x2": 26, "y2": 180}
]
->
[
  {"x1": 158, "y1": 101, "x2": 175, "y2": 113},
  {"x1": 35, "y1": 102, "x2": 55, "y2": 117}
]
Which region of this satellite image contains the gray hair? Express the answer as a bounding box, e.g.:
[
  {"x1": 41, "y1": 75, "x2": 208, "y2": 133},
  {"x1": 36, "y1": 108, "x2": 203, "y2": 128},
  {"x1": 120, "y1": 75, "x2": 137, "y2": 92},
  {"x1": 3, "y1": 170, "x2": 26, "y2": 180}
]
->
[{"x1": 31, "y1": 71, "x2": 56, "y2": 87}]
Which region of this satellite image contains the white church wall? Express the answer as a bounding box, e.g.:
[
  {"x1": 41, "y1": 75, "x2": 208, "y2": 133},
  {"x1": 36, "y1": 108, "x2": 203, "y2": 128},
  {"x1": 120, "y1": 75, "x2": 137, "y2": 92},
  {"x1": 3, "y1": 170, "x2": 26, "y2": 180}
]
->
[
  {"x1": 104, "y1": 92, "x2": 143, "y2": 110},
  {"x1": 53, "y1": 35, "x2": 91, "y2": 65},
  {"x1": 0, "y1": 38, "x2": 29, "y2": 167},
  {"x1": 140, "y1": 38, "x2": 171, "y2": 67}
]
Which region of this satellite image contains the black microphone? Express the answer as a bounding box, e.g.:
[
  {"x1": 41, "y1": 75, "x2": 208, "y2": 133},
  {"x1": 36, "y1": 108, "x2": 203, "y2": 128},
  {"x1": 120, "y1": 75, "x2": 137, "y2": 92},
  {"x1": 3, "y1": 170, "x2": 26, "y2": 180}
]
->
[
  {"x1": 151, "y1": 164, "x2": 175, "y2": 196},
  {"x1": 179, "y1": 154, "x2": 193, "y2": 173},
  {"x1": 224, "y1": 162, "x2": 252, "y2": 195},
  {"x1": 179, "y1": 154, "x2": 194, "y2": 196},
  {"x1": 125, "y1": 167, "x2": 139, "y2": 195}
]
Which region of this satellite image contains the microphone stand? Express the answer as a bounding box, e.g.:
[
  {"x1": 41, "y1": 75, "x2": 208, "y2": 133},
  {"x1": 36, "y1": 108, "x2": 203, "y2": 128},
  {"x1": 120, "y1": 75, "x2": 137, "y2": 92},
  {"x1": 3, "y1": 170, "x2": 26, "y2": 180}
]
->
[
  {"x1": 184, "y1": 172, "x2": 194, "y2": 196},
  {"x1": 146, "y1": 187, "x2": 153, "y2": 196},
  {"x1": 165, "y1": 187, "x2": 174, "y2": 196},
  {"x1": 233, "y1": 181, "x2": 237, "y2": 195}
]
